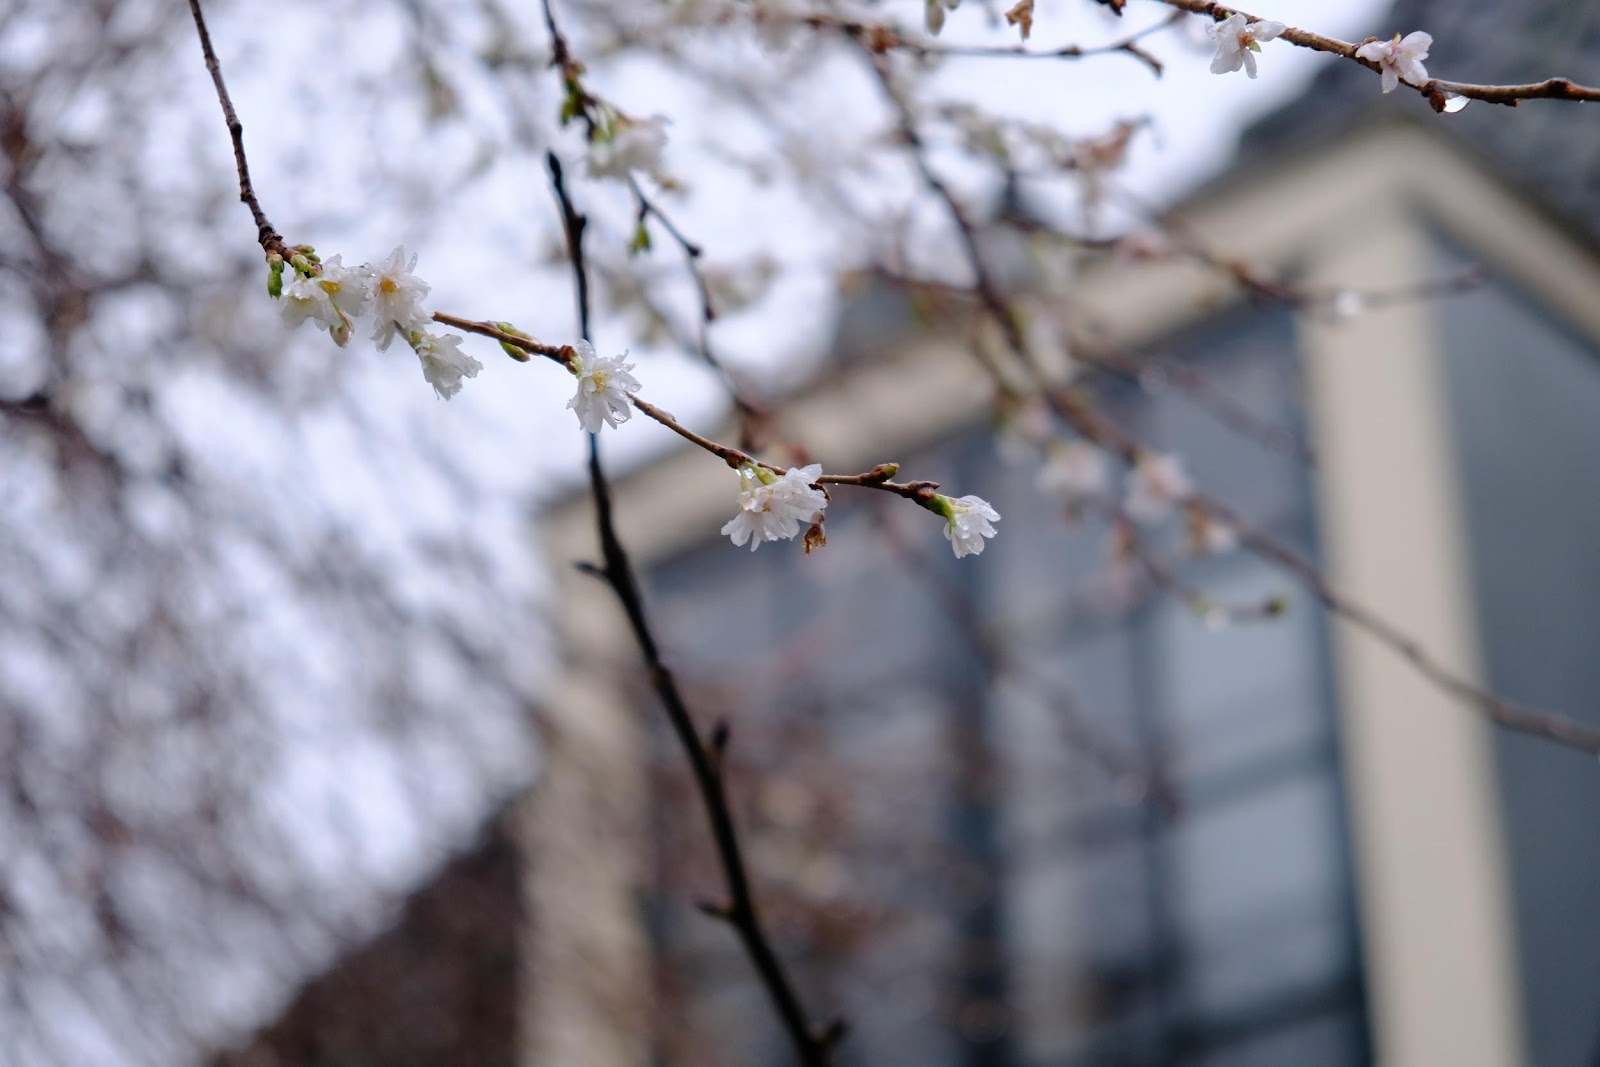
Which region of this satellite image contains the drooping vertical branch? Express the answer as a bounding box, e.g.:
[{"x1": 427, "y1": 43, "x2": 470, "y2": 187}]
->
[
  {"x1": 186, "y1": 0, "x2": 284, "y2": 257},
  {"x1": 546, "y1": 150, "x2": 842, "y2": 1066}
]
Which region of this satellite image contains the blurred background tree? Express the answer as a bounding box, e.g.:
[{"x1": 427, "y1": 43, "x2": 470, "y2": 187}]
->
[{"x1": 3, "y1": 0, "x2": 1599, "y2": 1065}]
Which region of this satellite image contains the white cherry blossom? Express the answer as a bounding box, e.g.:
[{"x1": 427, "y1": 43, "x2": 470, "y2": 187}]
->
[
  {"x1": 412, "y1": 331, "x2": 481, "y2": 400},
  {"x1": 1355, "y1": 31, "x2": 1432, "y2": 94},
  {"x1": 566, "y1": 341, "x2": 640, "y2": 432},
  {"x1": 314, "y1": 256, "x2": 369, "y2": 318},
  {"x1": 280, "y1": 255, "x2": 368, "y2": 335},
  {"x1": 587, "y1": 115, "x2": 669, "y2": 180},
  {"x1": 941, "y1": 494, "x2": 1000, "y2": 559},
  {"x1": 279, "y1": 274, "x2": 336, "y2": 332},
  {"x1": 1038, "y1": 441, "x2": 1108, "y2": 503},
  {"x1": 1124, "y1": 452, "x2": 1192, "y2": 524},
  {"x1": 365, "y1": 245, "x2": 432, "y2": 351},
  {"x1": 721, "y1": 464, "x2": 828, "y2": 551},
  {"x1": 1208, "y1": 14, "x2": 1286, "y2": 79}
]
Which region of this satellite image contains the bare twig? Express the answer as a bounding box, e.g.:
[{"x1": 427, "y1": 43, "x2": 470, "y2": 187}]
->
[
  {"x1": 1103, "y1": 180, "x2": 1486, "y2": 317},
  {"x1": 870, "y1": 504, "x2": 1180, "y2": 814},
  {"x1": 857, "y1": 40, "x2": 1600, "y2": 759},
  {"x1": 1200, "y1": 493, "x2": 1600, "y2": 755},
  {"x1": 628, "y1": 178, "x2": 774, "y2": 449},
  {"x1": 805, "y1": 9, "x2": 1182, "y2": 76},
  {"x1": 186, "y1": 0, "x2": 286, "y2": 258},
  {"x1": 430, "y1": 312, "x2": 573, "y2": 364},
  {"x1": 627, "y1": 392, "x2": 940, "y2": 506},
  {"x1": 1074, "y1": 341, "x2": 1317, "y2": 465}
]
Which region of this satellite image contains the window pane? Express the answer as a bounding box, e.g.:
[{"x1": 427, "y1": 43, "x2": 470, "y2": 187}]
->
[
  {"x1": 642, "y1": 306, "x2": 1366, "y2": 1066},
  {"x1": 1438, "y1": 242, "x2": 1600, "y2": 1067}
]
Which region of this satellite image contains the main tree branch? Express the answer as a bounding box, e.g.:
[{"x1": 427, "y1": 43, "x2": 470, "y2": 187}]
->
[{"x1": 546, "y1": 93, "x2": 841, "y2": 1067}]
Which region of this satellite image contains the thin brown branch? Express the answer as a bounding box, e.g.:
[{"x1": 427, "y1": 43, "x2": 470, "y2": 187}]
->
[
  {"x1": 628, "y1": 178, "x2": 774, "y2": 449},
  {"x1": 1152, "y1": 0, "x2": 1600, "y2": 107},
  {"x1": 430, "y1": 312, "x2": 573, "y2": 364},
  {"x1": 1048, "y1": 377, "x2": 1600, "y2": 758},
  {"x1": 1104, "y1": 181, "x2": 1486, "y2": 316},
  {"x1": 185, "y1": 0, "x2": 286, "y2": 257},
  {"x1": 626, "y1": 392, "x2": 943, "y2": 506},
  {"x1": 1107, "y1": 506, "x2": 1287, "y2": 625},
  {"x1": 859, "y1": 38, "x2": 1600, "y2": 759},
  {"x1": 1074, "y1": 342, "x2": 1317, "y2": 466},
  {"x1": 1199, "y1": 493, "x2": 1600, "y2": 755},
  {"x1": 1336, "y1": 265, "x2": 1485, "y2": 313},
  {"x1": 808, "y1": 9, "x2": 1182, "y2": 76},
  {"x1": 1423, "y1": 76, "x2": 1600, "y2": 106}
]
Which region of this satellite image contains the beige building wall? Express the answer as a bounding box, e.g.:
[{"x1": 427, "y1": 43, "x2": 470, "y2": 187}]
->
[
  {"x1": 1301, "y1": 207, "x2": 1523, "y2": 1067},
  {"x1": 520, "y1": 123, "x2": 1600, "y2": 1067},
  {"x1": 519, "y1": 537, "x2": 654, "y2": 1067}
]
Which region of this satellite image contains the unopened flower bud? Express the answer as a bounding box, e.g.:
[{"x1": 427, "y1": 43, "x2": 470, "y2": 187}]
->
[
  {"x1": 493, "y1": 322, "x2": 532, "y2": 362},
  {"x1": 629, "y1": 219, "x2": 652, "y2": 256}
]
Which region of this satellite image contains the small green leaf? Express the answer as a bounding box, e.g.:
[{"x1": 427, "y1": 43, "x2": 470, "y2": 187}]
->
[{"x1": 628, "y1": 219, "x2": 652, "y2": 256}]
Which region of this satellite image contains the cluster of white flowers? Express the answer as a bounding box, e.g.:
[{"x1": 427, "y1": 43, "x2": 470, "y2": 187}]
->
[
  {"x1": 271, "y1": 245, "x2": 482, "y2": 400},
  {"x1": 279, "y1": 254, "x2": 367, "y2": 340},
  {"x1": 566, "y1": 341, "x2": 641, "y2": 433},
  {"x1": 716, "y1": 466, "x2": 1000, "y2": 560},
  {"x1": 1124, "y1": 452, "x2": 1192, "y2": 524},
  {"x1": 1208, "y1": 14, "x2": 1286, "y2": 79},
  {"x1": 587, "y1": 114, "x2": 670, "y2": 181},
  {"x1": 925, "y1": 0, "x2": 960, "y2": 36},
  {"x1": 1208, "y1": 15, "x2": 1433, "y2": 96},
  {"x1": 1355, "y1": 32, "x2": 1432, "y2": 94},
  {"x1": 938, "y1": 494, "x2": 1001, "y2": 559},
  {"x1": 721, "y1": 464, "x2": 829, "y2": 551},
  {"x1": 367, "y1": 246, "x2": 433, "y2": 350}
]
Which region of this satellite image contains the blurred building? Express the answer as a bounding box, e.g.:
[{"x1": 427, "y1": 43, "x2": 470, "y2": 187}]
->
[
  {"x1": 529, "y1": 113, "x2": 1600, "y2": 1067},
  {"x1": 214, "y1": 25, "x2": 1600, "y2": 1067}
]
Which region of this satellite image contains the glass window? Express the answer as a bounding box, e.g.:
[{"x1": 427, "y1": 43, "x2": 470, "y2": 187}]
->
[
  {"x1": 641, "y1": 306, "x2": 1366, "y2": 1066},
  {"x1": 1437, "y1": 240, "x2": 1600, "y2": 1067}
]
